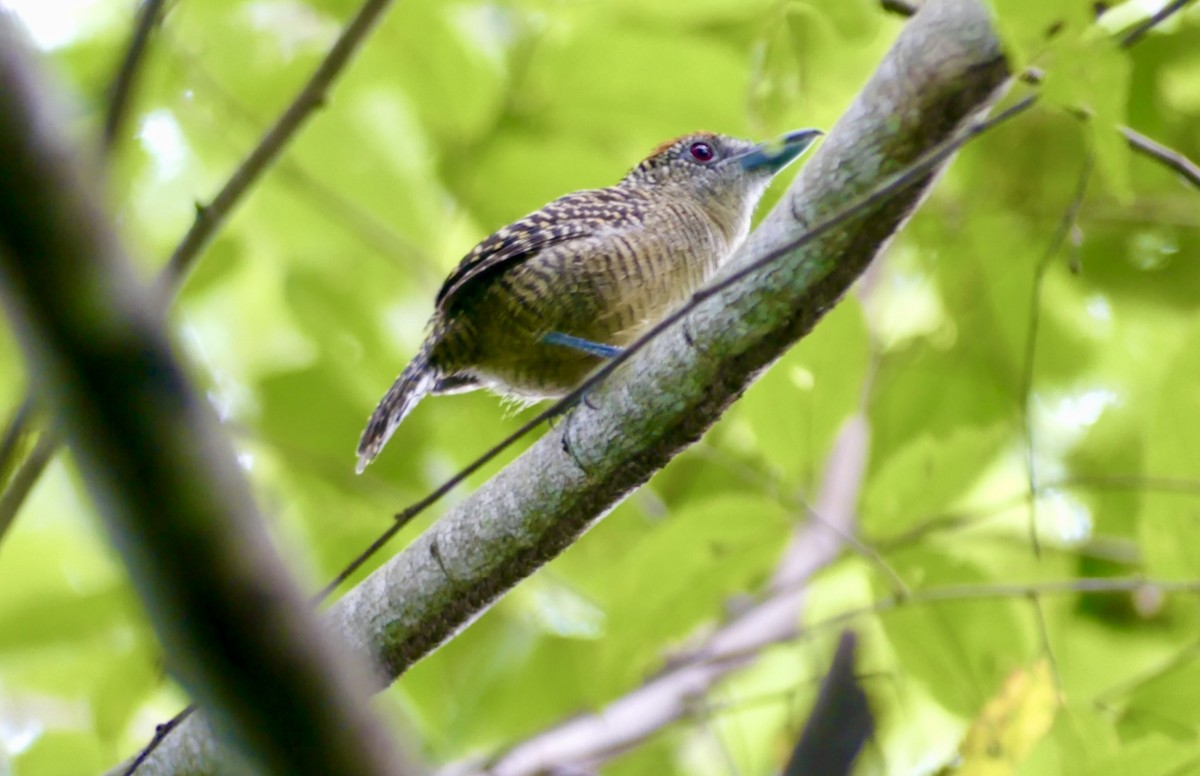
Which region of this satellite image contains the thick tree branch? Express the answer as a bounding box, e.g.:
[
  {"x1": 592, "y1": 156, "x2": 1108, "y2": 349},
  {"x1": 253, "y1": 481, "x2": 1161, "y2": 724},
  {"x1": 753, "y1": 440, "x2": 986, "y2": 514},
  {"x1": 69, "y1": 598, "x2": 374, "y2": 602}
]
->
[
  {"x1": 128, "y1": 0, "x2": 1012, "y2": 770},
  {"x1": 0, "y1": 19, "x2": 413, "y2": 776}
]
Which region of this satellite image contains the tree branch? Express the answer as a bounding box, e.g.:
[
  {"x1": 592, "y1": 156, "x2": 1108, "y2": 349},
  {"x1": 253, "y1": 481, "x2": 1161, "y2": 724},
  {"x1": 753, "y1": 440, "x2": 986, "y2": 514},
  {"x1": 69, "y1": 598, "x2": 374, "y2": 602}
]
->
[
  {"x1": 1121, "y1": 125, "x2": 1200, "y2": 190},
  {"x1": 103, "y1": 0, "x2": 168, "y2": 151},
  {"x1": 124, "y1": 0, "x2": 1012, "y2": 770},
  {"x1": 0, "y1": 19, "x2": 413, "y2": 776},
  {"x1": 159, "y1": 0, "x2": 397, "y2": 287},
  {"x1": 1119, "y1": 0, "x2": 1194, "y2": 47}
]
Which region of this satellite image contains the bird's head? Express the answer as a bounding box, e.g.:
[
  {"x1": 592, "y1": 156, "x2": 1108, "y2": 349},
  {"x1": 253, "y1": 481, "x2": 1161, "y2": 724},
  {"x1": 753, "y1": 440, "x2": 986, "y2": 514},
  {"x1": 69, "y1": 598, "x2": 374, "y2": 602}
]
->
[{"x1": 622, "y1": 129, "x2": 823, "y2": 221}]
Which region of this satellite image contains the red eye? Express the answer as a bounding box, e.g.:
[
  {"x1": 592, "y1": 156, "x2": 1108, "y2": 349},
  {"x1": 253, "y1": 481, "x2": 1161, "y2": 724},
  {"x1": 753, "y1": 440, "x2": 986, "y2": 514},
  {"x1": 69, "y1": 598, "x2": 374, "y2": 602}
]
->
[{"x1": 689, "y1": 142, "x2": 715, "y2": 163}]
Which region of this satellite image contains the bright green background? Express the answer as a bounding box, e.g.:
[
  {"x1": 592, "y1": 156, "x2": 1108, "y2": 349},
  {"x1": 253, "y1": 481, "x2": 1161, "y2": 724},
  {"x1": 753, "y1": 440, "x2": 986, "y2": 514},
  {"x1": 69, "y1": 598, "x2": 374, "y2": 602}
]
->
[{"x1": 1, "y1": 0, "x2": 1199, "y2": 773}]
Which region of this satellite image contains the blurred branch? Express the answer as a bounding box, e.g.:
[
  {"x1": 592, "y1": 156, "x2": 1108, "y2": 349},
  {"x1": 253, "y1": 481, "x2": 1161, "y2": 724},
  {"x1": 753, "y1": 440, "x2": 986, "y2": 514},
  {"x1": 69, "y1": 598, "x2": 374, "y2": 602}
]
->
[
  {"x1": 1122, "y1": 125, "x2": 1200, "y2": 190},
  {"x1": 0, "y1": 395, "x2": 34, "y2": 491},
  {"x1": 0, "y1": 18, "x2": 412, "y2": 776},
  {"x1": 1119, "y1": 0, "x2": 1194, "y2": 47},
  {"x1": 103, "y1": 0, "x2": 168, "y2": 151},
  {"x1": 438, "y1": 416, "x2": 870, "y2": 776},
  {"x1": 0, "y1": 0, "x2": 399, "y2": 565},
  {"x1": 0, "y1": 432, "x2": 55, "y2": 547}
]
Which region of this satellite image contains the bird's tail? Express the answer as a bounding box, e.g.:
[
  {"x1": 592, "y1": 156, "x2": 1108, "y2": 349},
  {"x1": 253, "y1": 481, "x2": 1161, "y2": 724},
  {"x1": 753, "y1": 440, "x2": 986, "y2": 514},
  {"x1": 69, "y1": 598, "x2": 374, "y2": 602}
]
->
[{"x1": 356, "y1": 352, "x2": 436, "y2": 474}]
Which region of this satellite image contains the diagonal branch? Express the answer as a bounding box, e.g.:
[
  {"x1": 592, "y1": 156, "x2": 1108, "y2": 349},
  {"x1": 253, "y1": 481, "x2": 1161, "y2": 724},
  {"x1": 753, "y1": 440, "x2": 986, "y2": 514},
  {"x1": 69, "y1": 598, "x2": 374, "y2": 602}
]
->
[
  {"x1": 1119, "y1": 0, "x2": 1195, "y2": 47},
  {"x1": 159, "y1": 0, "x2": 397, "y2": 287},
  {"x1": 123, "y1": 0, "x2": 1013, "y2": 770},
  {"x1": 1121, "y1": 125, "x2": 1200, "y2": 190},
  {"x1": 103, "y1": 0, "x2": 168, "y2": 151}
]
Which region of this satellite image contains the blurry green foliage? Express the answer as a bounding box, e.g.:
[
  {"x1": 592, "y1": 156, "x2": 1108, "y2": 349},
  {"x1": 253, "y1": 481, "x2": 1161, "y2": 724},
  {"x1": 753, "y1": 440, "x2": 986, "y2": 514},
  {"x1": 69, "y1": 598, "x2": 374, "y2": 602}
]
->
[{"x1": 1, "y1": 0, "x2": 1199, "y2": 774}]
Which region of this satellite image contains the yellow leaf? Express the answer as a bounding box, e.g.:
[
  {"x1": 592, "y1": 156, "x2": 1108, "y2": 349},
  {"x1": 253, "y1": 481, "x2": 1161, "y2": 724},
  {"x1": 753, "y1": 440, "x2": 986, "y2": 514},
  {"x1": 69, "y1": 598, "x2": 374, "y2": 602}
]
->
[{"x1": 955, "y1": 660, "x2": 1059, "y2": 775}]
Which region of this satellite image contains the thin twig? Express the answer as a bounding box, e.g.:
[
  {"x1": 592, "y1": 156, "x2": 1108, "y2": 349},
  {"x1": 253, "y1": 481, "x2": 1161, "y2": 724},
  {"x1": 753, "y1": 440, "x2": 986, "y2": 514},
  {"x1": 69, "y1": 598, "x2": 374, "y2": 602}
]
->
[
  {"x1": 119, "y1": 705, "x2": 195, "y2": 776},
  {"x1": 159, "y1": 0, "x2": 396, "y2": 287},
  {"x1": 0, "y1": 394, "x2": 34, "y2": 485},
  {"x1": 313, "y1": 94, "x2": 1040, "y2": 603},
  {"x1": 162, "y1": 34, "x2": 436, "y2": 277},
  {"x1": 873, "y1": 472, "x2": 1200, "y2": 550},
  {"x1": 1019, "y1": 155, "x2": 1092, "y2": 557},
  {"x1": 1122, "y1": 125, "x2": 1200, "y2": 189},
  {"x1": 1120, "y1": 0, "x2": 1194, "y2": 47},
  {"x1": 103, "y1": 0, "x2": 168, "y2": 151},
  {"x1": 717, "y1": 576, "x2": 1200, "y2": 669},
  {"x1": 0, "y1": 431, "x2": 55, "y2": 546}
]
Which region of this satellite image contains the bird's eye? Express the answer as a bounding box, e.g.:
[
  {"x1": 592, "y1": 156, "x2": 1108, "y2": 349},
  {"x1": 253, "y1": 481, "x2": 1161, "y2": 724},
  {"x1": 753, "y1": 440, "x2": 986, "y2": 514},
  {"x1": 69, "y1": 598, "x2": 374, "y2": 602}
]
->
[{"x1": 688, "y1": 142, "x2": 716, "y2": 163}]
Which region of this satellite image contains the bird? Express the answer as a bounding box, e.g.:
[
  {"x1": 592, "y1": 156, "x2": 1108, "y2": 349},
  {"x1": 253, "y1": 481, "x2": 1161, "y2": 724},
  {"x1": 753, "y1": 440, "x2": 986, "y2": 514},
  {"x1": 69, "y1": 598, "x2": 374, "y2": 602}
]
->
[{"x1": 356, "y1": 128, "x2": 822, "y2": 473}]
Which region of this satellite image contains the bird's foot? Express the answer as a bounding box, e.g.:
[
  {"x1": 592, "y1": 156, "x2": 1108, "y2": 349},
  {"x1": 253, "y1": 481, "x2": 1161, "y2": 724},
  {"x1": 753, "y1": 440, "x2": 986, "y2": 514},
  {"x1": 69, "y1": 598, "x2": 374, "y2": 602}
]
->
[{"x1": 541, "y1": 331, "x2": 623, "y2": 359}]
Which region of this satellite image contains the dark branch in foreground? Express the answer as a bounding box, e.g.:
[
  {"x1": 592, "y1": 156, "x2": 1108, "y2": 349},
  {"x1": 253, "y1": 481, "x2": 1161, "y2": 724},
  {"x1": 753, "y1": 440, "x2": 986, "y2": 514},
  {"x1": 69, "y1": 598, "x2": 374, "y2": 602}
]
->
[
  {"x1": 124, "y1": 0, "x2": 1014, "y2": 769},
  {"x1": 0, "y1": 18, "x2": 412, "y2": 776}
]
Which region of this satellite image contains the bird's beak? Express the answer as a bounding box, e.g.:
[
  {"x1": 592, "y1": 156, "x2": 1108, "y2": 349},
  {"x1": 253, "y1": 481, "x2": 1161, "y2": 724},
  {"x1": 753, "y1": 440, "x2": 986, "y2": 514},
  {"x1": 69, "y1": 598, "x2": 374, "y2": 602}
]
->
[{"x1": 735, "y1": 128, "x2": 824, "y2": 174}]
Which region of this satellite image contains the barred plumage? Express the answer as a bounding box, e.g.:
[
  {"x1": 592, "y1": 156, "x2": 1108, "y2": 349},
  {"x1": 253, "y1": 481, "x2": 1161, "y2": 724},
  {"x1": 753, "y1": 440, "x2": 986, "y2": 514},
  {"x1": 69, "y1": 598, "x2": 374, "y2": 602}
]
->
[{"x1": 356, "y1": 129, "x2": 822, "y2": 472}]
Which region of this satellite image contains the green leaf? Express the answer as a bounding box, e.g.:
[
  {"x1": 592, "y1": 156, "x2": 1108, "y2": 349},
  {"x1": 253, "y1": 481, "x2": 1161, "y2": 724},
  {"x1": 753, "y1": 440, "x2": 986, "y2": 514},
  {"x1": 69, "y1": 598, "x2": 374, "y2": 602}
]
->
[
  {"x1": 863, "y1": 423, "x2": 1009, "y2": 540},
  {"x1": 983, "y1": 0, "x2": 1093, "y2": 69},
  {"x1": 882, "y1": 548, "x2": 1033, "y2": 717},
  {"x1": 1041, "y1": 34, "x2": 1133, "y2": 200}
]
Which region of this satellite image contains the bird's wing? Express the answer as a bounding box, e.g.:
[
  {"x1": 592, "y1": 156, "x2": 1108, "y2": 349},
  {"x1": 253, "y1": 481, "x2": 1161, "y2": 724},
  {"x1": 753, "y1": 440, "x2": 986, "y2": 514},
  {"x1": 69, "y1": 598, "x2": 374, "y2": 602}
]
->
[{"x1": 435, "y1": 189, "x2": 644, "y2": 314}]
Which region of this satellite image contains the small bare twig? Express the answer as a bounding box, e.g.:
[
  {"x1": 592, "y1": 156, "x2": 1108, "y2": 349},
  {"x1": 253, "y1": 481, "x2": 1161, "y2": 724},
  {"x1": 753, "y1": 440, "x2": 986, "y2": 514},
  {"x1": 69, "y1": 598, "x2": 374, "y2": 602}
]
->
[
  {"x1": 1119, "y1": 0, "x2": 1194, "y2": 47},
  {"x1": 160, "y1": 0, "x2": 397, "y2": 286},
  {"x1": 0, "y1": 432, "x2": 55, "y2": 546},
  {"x1": 0, "y1": 395, "x2": 34, "y2": 487},
  {"x1": 103, "y1": 0, "x2": 168, "y2": 151},
  {"x1": 1019, "y1": 155, "x2": 1092, "y2": 557},
  {"x1": 1122, "y1": 125, "x2": 1200, "y2": 190}
]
